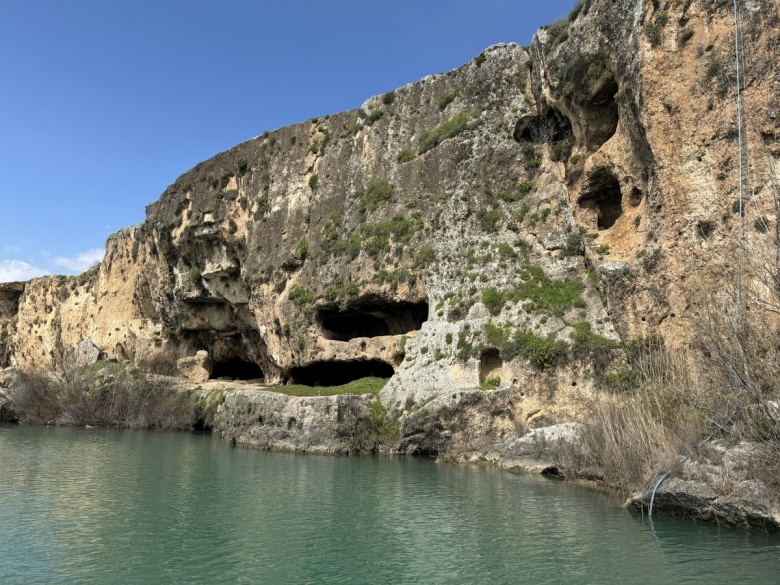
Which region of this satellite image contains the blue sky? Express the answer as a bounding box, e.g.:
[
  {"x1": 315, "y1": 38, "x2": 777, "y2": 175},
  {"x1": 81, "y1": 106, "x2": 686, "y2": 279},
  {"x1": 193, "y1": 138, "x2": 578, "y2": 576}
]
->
[{"x1": 0, "y1": 0, "x2": 577, "y2": 282}]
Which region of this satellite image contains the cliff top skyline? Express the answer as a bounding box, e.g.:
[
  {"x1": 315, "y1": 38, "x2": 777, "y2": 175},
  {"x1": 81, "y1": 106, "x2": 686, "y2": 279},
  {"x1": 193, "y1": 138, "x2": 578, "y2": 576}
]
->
[{"x1": 0, "y1": 0, "x2": 577, "y2": 283}]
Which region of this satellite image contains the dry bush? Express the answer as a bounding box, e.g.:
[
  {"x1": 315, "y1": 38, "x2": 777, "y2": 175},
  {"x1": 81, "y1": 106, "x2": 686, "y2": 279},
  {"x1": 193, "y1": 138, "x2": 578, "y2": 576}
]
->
[{"x1": 9, "y1": 366, "x2": 196, "y2": 430}]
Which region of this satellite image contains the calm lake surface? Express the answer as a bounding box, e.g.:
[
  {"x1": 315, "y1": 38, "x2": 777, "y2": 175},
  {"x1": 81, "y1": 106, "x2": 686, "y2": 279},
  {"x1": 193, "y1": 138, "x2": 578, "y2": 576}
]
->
[{"x1": 1, "y1": 425, "x2": 779, "y2": 584}]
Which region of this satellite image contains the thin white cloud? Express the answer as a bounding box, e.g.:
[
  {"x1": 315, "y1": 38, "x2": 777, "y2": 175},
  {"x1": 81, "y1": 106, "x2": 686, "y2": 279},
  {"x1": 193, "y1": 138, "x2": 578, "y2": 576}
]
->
[
  {"x1": 0, "y1": 259, "x2": 49, "y2": 283},
  {"x1": 52, "y1": 248, "x2": 104, "y2": 274},
  {"x1": 2, "y1": 245, "x2": 21, "y2": 254}
]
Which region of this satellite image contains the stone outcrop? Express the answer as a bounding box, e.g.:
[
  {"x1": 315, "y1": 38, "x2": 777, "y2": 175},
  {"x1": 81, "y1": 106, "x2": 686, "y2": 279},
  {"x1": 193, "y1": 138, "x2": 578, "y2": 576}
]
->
[
  {"x1": 213, "y1": 389, "x2": 381, "y2": 454},
  {"x1": 177, "y1": 350, "x2": 213, "y2": 383},
  {"x1": 629, "y1": 443, "x2": 780, "y2": 531},
  {"x1": 1, "y1": 0, "x2": 780, "y2": 529}
]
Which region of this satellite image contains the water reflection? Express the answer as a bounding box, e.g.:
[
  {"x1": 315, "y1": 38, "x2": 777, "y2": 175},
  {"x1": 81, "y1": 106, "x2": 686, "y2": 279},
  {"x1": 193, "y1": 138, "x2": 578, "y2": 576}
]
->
[{"x1": 0, "y1": 425, "x2": 778, "y2": 584}]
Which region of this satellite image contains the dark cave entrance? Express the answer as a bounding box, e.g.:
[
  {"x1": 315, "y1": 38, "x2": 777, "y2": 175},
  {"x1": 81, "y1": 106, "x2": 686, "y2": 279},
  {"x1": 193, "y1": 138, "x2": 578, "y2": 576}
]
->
[
  {"x1": 317, "y1": 299, "x2": 428, "y2": 341},
  {"x1": 210, "y1": 357, "x2": 265, "y2": 381},
  {"x1": 578, "y1": 168, "x2": 623, "y2": 230},
  {"x1": 479, "y1": 348, "x2": 503, "y2": 386},
  {"x1": 514, "y1": 109, "x2": 574, "y2": 162},
  {"x1": 288, "y1": 359, "x2": 394, "y2": 387}
]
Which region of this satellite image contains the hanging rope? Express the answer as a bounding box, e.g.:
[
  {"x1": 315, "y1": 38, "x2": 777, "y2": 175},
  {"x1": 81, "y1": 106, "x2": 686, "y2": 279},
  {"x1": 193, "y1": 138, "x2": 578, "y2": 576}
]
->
[{"x1": 648, "y1": 0, "x2": 746, "y2": 518}]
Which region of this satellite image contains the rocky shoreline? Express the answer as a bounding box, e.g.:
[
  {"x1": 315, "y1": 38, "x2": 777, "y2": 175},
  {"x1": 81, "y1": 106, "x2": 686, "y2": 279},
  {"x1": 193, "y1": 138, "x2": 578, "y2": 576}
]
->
[{"x1": 4, "y1": 366, "x2": 776, "y2": 532}]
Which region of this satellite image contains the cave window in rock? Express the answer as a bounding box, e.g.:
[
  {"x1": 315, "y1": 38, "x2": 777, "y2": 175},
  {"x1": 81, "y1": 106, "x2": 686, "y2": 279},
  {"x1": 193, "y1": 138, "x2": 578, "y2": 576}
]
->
[
  {"x1": 479, "y1": 348, "x2": 503, "y2": 387},
  {"x1": 317, "y1": 299, "x2": 428, "y2": 342},
  {"x1": 210, "y1": 357, "x2": 264, "y2": 381},
  {"x1": 514, "y1": 109, "x2": 574, "y2": 162},
  {"x1": 578, "y1": 168, "x2": 623, "y2": 230},
  {"x1": 288, "y1": 359, "x2": 394, "y2": 387}
]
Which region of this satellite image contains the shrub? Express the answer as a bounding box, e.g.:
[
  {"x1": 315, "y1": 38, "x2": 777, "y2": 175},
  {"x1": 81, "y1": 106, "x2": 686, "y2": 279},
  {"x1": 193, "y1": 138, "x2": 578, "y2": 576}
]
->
[
  {"x1": 396, "y1": 149, "x2": 416, "y2": 163},
  {"x1": 414, "y1": 246, "x2": 437, "y2": 266},
  {"x1": 645, "y1": 12, "x2": 668, "y2": 46},
  {"x1": 358, "y1": 179, "x2": 394, "y2": 213},
  {"x1": 308, "y1": 174, "x2": 318, "y2": 189},
  {"x1": 545, "y1": 20, "x2": 570, "y2": 47},
  {"x1": 561, "y1": 231, "x2": 584, "y2": 257},
  {"x1": 9, "y1": 368, "x2": 196, "y2": 430},
  {"x1": 754, "y1": 216, "x2": 770, "y2": 233},
  {"x1": 288, "y1": 284, "x2": 315, "y2": 308},
  {"x1": 293, "y1": 238, "x2": 309, "y2": 261},
  {"x1": 482, "y1": 287, "x2": 506, "y2": 316},
  {"x1": 382, "y1": 91, "x2": 395, "y2": 105},
  {"x1": 438, "y1": 90, "x2": 457, "y2": 111},
  {"x1": 477, "y1": 209, "x2": 503, "y2": 233},
  {"x1": 474, "y1": 52, "x2": 487, "y2": 67},
  {"x1": 517, "y1": 265, "x2": 585, "y2": 317},
  {"x1": 457, "y1": 331, "x2": 474, "y2": 360},
  {"x1": 480, "y1": 376, "x2": 501, "y2": 390},
  {"x1": 571, "y1": 321, "x2": 619, "y2": 369},
  {"x1": 505, "y1": 330, "x2": 567, "y2": 369},
  {"x1": 704, "y1": 58, "x2": 723, "y2": 81},
  {"x1": 188, "y1": 267, "x2": 202, "y2": 285},
  {"x1": 418, "y1": 111, "x2": 479, "y2": 155},
  {"x1": 485, "y1": 322, "x2": 510, "y2": 347}
]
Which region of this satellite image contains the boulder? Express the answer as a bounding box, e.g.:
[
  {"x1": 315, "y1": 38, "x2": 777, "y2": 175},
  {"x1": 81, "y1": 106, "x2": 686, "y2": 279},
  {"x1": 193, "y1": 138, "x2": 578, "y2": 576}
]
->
[
  {"x1": 70, "y1": 340, "x2": 102, "y2": 368},
  {"x1": 177, "y1": 351, "x2": 213, "y2": 383}
]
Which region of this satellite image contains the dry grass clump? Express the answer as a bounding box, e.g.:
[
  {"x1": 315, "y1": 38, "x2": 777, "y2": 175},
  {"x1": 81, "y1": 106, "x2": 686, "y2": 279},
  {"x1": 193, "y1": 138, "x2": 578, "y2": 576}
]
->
[
  {"x1": 553, "y1": 341, "x2": 714, "y2": 492},
  {"x1": 9, "y1": 364, "x2": 196, "y2": 430},
  {"x1": 553, "y1": 267, "x2": 780, "y2": 500}
]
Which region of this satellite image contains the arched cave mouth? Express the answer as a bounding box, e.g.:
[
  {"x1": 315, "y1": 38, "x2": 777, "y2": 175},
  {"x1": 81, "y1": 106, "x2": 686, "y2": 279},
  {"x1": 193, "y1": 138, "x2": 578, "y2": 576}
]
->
[
  {"x1": 479, "y1": 348, "x2": 503, "y2": 386},
  {"x1": 210, "y1": 357, "x2": 265, "y2": 381},
  {"x1": 578, "y1": 168, "x2": 622, "y2": 230},
  {"x1": 514, "y1": 109, "x2": 574, "y2": 162},
  {"x1": 317, "y1": 299, "x2": 428, "y2": 342},
  {"x1": 288, "y1": 359, "x2": 394, "y2": 387}
]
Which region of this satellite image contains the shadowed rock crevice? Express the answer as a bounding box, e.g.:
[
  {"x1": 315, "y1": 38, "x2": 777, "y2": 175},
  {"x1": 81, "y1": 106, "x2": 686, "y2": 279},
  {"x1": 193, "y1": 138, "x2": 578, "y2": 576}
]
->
[
  {"x1": 578, "y1": 167, "x2": 622, "y2": 230},
  {"x1": 317, "y1": 299, "x2": 428, "y2": 341},
  {"x1": 288, "y1": 359, "x2": 394, "y2": 386}
]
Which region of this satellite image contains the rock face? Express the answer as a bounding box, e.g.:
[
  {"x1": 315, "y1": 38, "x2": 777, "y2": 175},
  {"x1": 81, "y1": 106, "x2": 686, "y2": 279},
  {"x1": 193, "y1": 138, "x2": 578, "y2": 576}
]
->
[
  {"x1": 213, "y1": 390, "x2": 381, "y2": 454},
  {"x1": 629, "y1": 443, "x2": 780, "y2": 531},
  {"x1": 1, "y1": 0, "x2": 779, "y2": 525}
]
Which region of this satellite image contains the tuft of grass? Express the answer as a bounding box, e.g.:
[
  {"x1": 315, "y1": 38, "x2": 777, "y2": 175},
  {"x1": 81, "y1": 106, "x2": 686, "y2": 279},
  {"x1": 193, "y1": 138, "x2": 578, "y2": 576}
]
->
[
  {"x1": 396, "y1": 149, "x2": 416, "y2": 164},
  {"x1": 418, "y1": 111, "x2": 480, "y2": 155}
]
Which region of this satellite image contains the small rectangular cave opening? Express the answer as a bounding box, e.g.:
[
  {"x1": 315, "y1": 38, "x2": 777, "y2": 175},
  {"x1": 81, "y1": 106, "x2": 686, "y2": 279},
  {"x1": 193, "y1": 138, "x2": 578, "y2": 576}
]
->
[{"x1": 317, "y1": 299, "x2": 428, "y2": 342}]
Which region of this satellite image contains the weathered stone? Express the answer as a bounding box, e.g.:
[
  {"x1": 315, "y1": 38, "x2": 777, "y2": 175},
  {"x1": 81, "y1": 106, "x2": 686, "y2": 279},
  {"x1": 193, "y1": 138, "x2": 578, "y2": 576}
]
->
[
  {"x1": 214, "y1": 389, "x2": 379, "y2": 454},
  {"x1": 177, "y1": 351, "x2": 212, "y2": 383},
  {"x1": 70, "y1": 340, "x2": 102, "y2": 368}
]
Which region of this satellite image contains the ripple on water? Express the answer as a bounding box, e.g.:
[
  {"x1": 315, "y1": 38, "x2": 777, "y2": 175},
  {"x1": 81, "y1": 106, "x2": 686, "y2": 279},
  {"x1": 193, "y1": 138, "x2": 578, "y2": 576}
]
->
[{"x1": 0, "y1": 424, "x2": 779, "y2": 585}]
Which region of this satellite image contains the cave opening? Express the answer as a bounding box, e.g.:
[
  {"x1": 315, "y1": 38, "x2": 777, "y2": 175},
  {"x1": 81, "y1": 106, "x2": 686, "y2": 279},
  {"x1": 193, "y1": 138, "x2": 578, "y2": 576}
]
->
[
  {"x1": 210, "y1": 357, "x2": 265, "y2": 381},
  {"x1": 317, "y1": 299, "x2": 428, "y2": 342},
  {"x1": 514, "y1": 109, "x2": 574, "y2": 161},
  {"x1": 583, "y1": 75, "x2": 619, "y2": 151},
  {"x1": 578, "y1": 168, "x2": 623, "y2": 230},
  {"x1": 288, "y1": 359, "x2": 394, "y2": 387},
  {"x1": 479, "y1": 348, "x2": 503, "y2": 386}
]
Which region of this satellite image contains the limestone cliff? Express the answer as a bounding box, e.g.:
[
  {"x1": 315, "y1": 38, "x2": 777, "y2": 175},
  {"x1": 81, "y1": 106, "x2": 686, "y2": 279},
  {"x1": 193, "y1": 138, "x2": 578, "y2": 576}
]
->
[{"x1": 2, "y1": 0, "x2": 779, "y2": 431}]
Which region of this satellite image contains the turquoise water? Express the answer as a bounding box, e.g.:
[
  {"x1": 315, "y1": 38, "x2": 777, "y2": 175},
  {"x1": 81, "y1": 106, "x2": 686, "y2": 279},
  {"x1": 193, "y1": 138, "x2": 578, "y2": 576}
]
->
[{"x1": 1, "y1": 425, "x2": 778, "y2": 584}]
